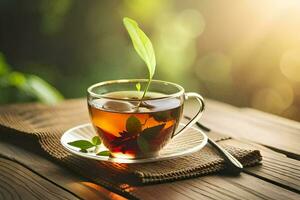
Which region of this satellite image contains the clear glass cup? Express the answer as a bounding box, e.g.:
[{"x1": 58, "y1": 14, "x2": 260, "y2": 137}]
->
[{"x1": 87, "y1": 79, "x2": 205, "y2": 159}]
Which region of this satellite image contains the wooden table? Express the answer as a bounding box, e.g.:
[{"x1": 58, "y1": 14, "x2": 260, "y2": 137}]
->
[{"x1": 0, "y1": 99, "x2": 299, "y2": 199}]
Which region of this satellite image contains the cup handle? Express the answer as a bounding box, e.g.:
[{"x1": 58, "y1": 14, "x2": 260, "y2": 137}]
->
[{"x1": 172, "y1": 92, "x2": 205, "y2": 138}]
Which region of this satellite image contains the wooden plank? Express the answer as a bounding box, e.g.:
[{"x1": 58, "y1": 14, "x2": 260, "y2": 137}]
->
[
  {"x1": 0, "y1": 157, "x2": 79, "y2": 200},
  {"x1": 246, "y1": 156, "x2": 300, "y2": 193},
  {"x1": 219, "y1": 138, "x2": 300, "y2": 193},
  {"x1": 242, "y1": 108, "x2": 300, "y2": 131},
  {"x1": 185, "y1": 99, "x2": 300, "y2": 158},
  {"x1": 241, "y1": 108, "x2": 300, "y2": 158},
  {"x1": 129, "y1": 173, "x2": 299, "y2": 200},
  {"x1": 0, "y1": 130, "x2": 127, "y2": 200}
]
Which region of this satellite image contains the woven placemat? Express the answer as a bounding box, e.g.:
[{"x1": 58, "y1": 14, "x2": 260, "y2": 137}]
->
[{"x1": 0, "y1": 99, "x2": 262, "y2": 196}]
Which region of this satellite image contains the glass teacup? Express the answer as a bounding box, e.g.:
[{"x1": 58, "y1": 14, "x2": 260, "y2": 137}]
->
[{"x1": 87, "y1": 79, "x2": 204, "y2": 159}]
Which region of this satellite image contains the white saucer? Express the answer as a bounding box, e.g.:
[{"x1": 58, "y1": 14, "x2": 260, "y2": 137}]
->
[{"x1": 60, "y1": 123, "x2": 208, "y2": 164}]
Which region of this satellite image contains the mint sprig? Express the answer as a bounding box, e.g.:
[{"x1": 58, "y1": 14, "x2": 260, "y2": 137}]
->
[
  {"x1": 68, "y1": 140, "x2": 95, "y2": 150},
  {"x1": 123, "y1": 17, "x2": 156, "y2": 105},
  {"x1": 68, "y1": 136, "x2": 110, "y2": 156}
]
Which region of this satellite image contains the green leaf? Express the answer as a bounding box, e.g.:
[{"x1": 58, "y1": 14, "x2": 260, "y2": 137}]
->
[
  {"x1": 97, "y1": 151, "x2": 111, "y2": 156},
  {"x1": 123, "y1": 17, "x2": 156, "y2": 104},
  {"x1": 135, "y1": 82, "x2": 141, "y2": 92},
  {"x1": 68, "y1": 140, "x2": 95, "y2": 150},
  {"x1": 0, "y1": 53, "x2": 10, "y2": 76},
  {"x1": 26, "y1": 75, "x2": 64, "y2": 105},
  {"x1": 8, "y1": 72, "x2": 27, "y2": 87},
  {"x1": 92, "y1": 136, "x2": 101, "y2": 145},
  {"x1": 151, "y1": 111, "x2": 171, "y2": 122},
  {"x1": 137, "y1": 123, "x2": 165, "y2": 153},
  {"x1": 126, "y1": 115, "x2": 142, "y2": 134},
  {"x1": 137, "y1": 137, "x2": 149, "y2": 154},
  {"x1": 123, "y1": 17, "x2": 156, "y2": 78},
  {"x1": 140, "y1": 124, "x2": 165, "y2": 140}
]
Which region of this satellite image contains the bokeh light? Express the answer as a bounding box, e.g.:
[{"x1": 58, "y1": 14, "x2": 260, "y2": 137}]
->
[
  {"x1": 1, "y1": 0, "x2": 300, "y2": 121},
  {"x1": 195, "y1": 52, "x2": 232, "y2": 83},
  {"x1": 153, "y1": 9, "x2": 205, "y2": 81},
  {"x1": 280, "y1": 49, "x2": 300, "y2": 82},
  {"x1": 251, "y1": 83, "x2": 294, "y2": 114},
  {"x1": 175, "y1": 9, "x2": 205, "y2": 39}
]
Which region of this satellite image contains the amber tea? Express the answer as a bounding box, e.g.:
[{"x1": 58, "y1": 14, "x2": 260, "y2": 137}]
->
[{"x1": 88, "y1": 91, "x2": 183, "y2": 159}]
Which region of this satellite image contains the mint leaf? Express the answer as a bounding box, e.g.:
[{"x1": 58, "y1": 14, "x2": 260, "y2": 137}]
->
[
  {"x1": 137, "y1": 123, "x2": 165, "y2": 153},
  {"x1": 126, "y1": 115, "x2": 142, "y2": 134},
  {"x1": 123, "y1": 17, "x2": 156, "y2": 103},
  {"x1": 97, "y1": 151, "x2": 111, "y2": 156},
  {"x1": 137, "y1": 137, "x2": 149, "y2": 154},
  {"x1": 135, "y1": 82, "x2": 141, "y2": 92},
  {"x1": 151, "y1": 112, "x2": 171, "y2": 122},
  {"x1": 140, "y1": 124, "x2": 165, "y2": 140},
  {"x1": 91, "y1": 136, "x2": 101, "y2": 145},
  {"x1": 69, "y1": 136, "x2": 102, "y2": 153},
  {"x1": 68, "y1": 140, "x2": 95, "y2": 150}
]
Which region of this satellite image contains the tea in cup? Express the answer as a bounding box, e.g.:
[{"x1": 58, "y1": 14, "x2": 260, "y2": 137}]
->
[{"x1": 87, "y1": 79, "x2": 204, "y2": 159}]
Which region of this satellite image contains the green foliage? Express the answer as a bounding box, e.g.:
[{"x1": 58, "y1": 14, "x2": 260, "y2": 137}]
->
[
  {"x1": 123, "y1": 17, "x2": 156, "y2": 102},
  {"x1": 40, "y1": 0, "x2": 72, "y2": 34},
  {"x1": 25, "y1": 75, "x2": 63, "y2": 105},
  {"x1": 0, "y1": 53, "x2": 8, "y2": 76},
  {"x1": 8, "y1": 72, "x2": 27, "y2": 87},
  {"x1": 0, "y1": 52, "x2": 63, "y2": 105}
]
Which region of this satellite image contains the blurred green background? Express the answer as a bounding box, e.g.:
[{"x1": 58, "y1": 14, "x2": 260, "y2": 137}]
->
[{"x1": 1, "y1": 0, "x2": 300, "y2": 121}]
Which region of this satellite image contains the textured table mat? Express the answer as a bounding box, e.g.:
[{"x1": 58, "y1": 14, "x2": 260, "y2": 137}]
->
[{"x1": 0, "y1": 99, "x2": 262, "y2": 196}]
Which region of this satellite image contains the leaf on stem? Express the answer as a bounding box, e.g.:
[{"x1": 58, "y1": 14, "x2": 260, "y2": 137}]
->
[
  {"x1": 123, "y1": 17, "x2": 156, "y2": 79},
  {"x1": 135, "y1": 82, "x2": 141, "y2": 92},
  {"x1": 123, "y1": 17, "x2": 156, "y2": 102}
]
